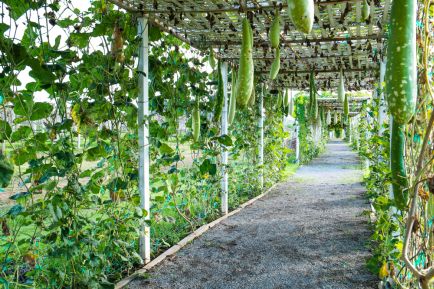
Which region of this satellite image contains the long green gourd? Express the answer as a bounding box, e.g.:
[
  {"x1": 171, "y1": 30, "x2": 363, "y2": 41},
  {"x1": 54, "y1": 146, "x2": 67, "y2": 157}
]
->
[
  {"x1": 269, "y1": 47, "x2": 280, "y2": 80},
  {"x1": 386, "y1": 0, "x2": 416, "y2": 210},
  {"x1": 343, "y1": 93, "x2": 349, "y2": 117},
  {"x1": 228, "y1": 69, "x2": 237, "y2": 125},
  {"x1": 362, "y1": 0, "x2": 370, "y2": 20},
  {"x1": 249, "y1": 80, "x2": 256, "y2": 106},
  {"x1": 192, "y1": 99, "x2": 200, "y2": 142},
  {"x1": 283, "y1": 89, "x2": 290, "y2": 108},
  {"x1": 313, "y1": 94, "x2": 318, "y2": 121},
  {"x1": 269, "y1": 10, "x2": 281, "y2": 49},
  {"x1": 309, "y1": 70, "x2": 317, "y2": 120},
  {"x1": 390, "y1": 120, "x2": 408, "y2": 210},
  {"x1": 209, "y1": 49, "x2": 216, "y2": 69},
  {"x1": 338, "y1": 69, "x2": 345, "y2": 103},
  {"x1": 276, "y1": 91, "x2": 282, "y2": 109},
  {"x1": 236, "y1": 18, "x2": 254, "y2": 107},
  {"x1": 287, "y1": 0, "x2": 314, "y2": 34},
  {"x1": 386, "y1": 0, "x2": 416, "y2": 125},
  {"x1": 213, "y1": 61, "x2": 224, "y2": 122}
]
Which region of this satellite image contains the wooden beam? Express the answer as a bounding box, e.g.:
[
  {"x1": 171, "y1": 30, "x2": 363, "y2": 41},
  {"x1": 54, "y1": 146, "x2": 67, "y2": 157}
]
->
[
  {"x1": 257, "y1": 67, "x2": 377, "y2": 74},
  {"x1": 221, "y1": 53, "x2": 370, "y2": 61},
  {"x1": 199, "y1": 34, "x2": 385, "y2": 47},
  {"x1": 109, "y1": 0, "x2": 367, "y2": 14}
]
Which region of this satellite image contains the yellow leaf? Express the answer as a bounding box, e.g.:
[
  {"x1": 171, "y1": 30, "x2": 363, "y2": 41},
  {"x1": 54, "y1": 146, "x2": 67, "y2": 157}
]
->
[
  {"x1": 395, "y1": 241, "x2": 403, "y2": 252},
  {"x1": 379, "y1": 263, "x2": 388, "y2": 278}
]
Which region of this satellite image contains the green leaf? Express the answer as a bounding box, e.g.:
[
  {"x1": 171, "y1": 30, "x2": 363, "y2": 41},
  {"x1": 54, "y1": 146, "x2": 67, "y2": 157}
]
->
[
  {"x1": 12, "y1": 147, "x2": 36, "y2": 166},
  {"x1": 159, "y1": 143, "x2": 174, "y2": 155},
  {"x1": 86, "y1": 144, "x2": 107, "y2": 161},
  {"x1": 12, "y1": 93, "x2": 33, "y2": 116},
  {"x1": 0, "y1": 23, "x2": 9, "y2": 35},
  {"x1": 0, "y1": 156, "x2": 14, "y2": 188},
  {"x1": 7, "y1": 204, "x2": 24, "y2": 216},
  {"x1": 9, "y1": 191, "x2": 31, "y2": 201},
  {"x1": 0, "y1": 120, "x2": 12, "y2": 141},
  {"x1": 30, "y1": 102, "x2": 53, "y2": 120},
  {"x1": 149, "y1": 26, "x2": 162, "y2": 42},
  {"x1": 199, "y1": 159, "x2": 217, "y2": 176},
  {"x1": 216, "y1": 134, "x2": 233, "y2": 146},
  {"x1": 11, "y1": 126, "x2": 32, "y2": 142}
]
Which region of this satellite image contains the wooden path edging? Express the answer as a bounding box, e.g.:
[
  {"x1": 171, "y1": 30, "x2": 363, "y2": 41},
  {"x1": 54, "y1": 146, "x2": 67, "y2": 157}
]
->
[{"x1": 115, "y1": 183, "x2": 278, "y2": 289}]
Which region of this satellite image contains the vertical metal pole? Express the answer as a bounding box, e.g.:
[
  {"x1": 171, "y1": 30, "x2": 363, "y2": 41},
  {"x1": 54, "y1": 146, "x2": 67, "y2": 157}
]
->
[
  {"x1": 378, "y1": 60, "x2": 387, "y2": 135},
  {"x1": 259, "y1": 84, "x2": 264, "y2": 189},
  {"x1": 220, "y1": 62, "x2": 229, "y2": 215},
  {"x1": 138, "y1": 17, "x2": 150, "y2": 264}
]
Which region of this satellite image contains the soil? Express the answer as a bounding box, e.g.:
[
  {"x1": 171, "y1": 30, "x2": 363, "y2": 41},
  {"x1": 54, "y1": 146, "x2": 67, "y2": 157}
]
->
[{"x1": 128, "y1": 140, "x2": 377, "y2": 289}]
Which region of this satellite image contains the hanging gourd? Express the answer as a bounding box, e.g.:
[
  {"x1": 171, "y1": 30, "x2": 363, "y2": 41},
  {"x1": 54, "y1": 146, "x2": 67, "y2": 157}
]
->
[
  {"x1": 309, "y1": 70, "x2": 317, "y2": 120},
  {"x1": 343, "y1": 93, "x2": 349, "y2": 118},
  {"x1": 269, "y1": 9, "x2": 281, "y2": 49},
  {"x1": 283, "y1": 89, "x2": 290, "y2": 108},
  {"x1": 213, "y1": 61, "x2": 224, "y2": 122},
  {"x1": 192, "y1": 98, "x2": 200, "y2": 142},
  {"x1": 236, "y1": 18, "x2": 254, "y2": 107},
  {"x1": 312, "y1": 95, "x2": 318, "y2": 121},
  {"x1": 390, "y1": 120, "x2": 408, "y2": 210},
  {"x1": 338, "y1": 69, "x2": 345, "y2": 103},
  {"x1": 334, "y1": 111, "x2": 338, "y2": 124},
  {"x1": 209, "y1": 49, "x2": 216, "y2": 69},
  {"x1": 326, "y1": 110, "x2": 331, "y2": 125},
  {"x1": 362, "y1": 0, "x2": 370, "y2": 21},
  {"x1": 269, "y1": 47, "x2": 281, "y2": 80},
  {"x1": 385, "y1": 0, "x2": 416, "y2": 210},
  {"x1": 287, "y1": 0, "x2": 314, "y2": 34},
  {"x1": 249, "y1": 81, "x2": 256, "y2": 106},
  {"x1": 276, "y1": 91, "x2": 282, "y2": 109},
  {"x1": 386, "y1": 0, "x2": 417, "y2": 125},
  {"x1": 228, "y1": 69, "x2": 237, "y2": 125}
]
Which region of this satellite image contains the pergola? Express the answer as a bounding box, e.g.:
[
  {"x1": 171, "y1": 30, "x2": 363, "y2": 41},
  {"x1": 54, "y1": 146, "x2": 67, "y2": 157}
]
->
[{"x1": 107, "y1": 0, "x2": 390, "y2": 263}]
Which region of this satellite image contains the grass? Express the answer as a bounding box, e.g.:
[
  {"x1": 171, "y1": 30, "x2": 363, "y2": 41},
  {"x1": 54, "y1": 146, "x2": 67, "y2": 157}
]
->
[{"x1": 280, "y1": 163, "x2": 299, "y2": 180}]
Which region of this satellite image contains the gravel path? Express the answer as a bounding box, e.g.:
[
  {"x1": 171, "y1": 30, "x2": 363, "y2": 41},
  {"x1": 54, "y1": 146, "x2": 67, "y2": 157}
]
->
[{"x1": 128, "y1": 140, "x2": 377, "y2": 289}]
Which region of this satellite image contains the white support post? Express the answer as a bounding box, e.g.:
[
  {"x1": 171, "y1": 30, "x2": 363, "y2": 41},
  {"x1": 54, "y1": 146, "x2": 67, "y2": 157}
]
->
[
  {"x1": 220, "y1": 62, "x2": 229, "y2": 215},
  {"x1": 259, "y1": 84, "x2": 265, "y2": 189},
  {"x1": 378, "y1": 60, "x2": 387, "y2": 135},
  {"x1": 137, "y1": 17, "x2": 151, "y2": 264},
  {"x1": 77, "y1": 133, "x2": 81, "y2": 149}
]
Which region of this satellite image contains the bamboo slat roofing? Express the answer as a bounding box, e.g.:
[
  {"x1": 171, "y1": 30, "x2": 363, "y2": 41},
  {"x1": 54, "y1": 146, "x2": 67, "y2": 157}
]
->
[{"x1": 108, "y1": 0, "x2": 390, "y2": 91}]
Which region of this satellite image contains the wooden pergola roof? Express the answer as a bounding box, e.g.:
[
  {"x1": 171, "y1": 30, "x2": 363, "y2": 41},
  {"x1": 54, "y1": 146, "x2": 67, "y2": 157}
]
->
[
  {"x1": 318, "y1": 96, "x2": 369, "y2": 113},
  {"x1": 108, "y1": 0, "x2": 390, "y2": 91}
]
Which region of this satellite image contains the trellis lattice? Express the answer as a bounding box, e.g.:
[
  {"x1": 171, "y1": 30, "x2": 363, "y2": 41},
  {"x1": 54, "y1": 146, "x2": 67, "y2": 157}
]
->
[{"x1": 107, "y1": 0, "x2": 390, "y2": 90}]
